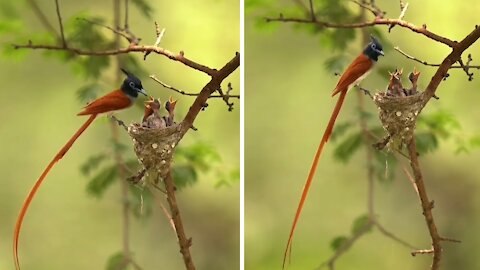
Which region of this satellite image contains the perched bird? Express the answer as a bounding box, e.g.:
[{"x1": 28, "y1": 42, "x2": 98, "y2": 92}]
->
[
  {"x1": 164, "y1": 96, "x2": 177, "y2": 126},
  {"x1": 283, "y1": 36, "x2": 384, "y2": 268},
  {"x1": 143, "y1": 97, "x2": 166, "y2": 129},
  {"x1": 13, "y1": 68, "x2": 147, "y2": 270}
]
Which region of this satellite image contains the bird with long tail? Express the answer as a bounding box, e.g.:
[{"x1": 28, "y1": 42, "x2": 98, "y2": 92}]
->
[
  {"x1": 13, "y1": 68, "x2": 147, "y2": 270},
  {"x1": 283, "y1": 36, "x2": 384, "y2": 268}
]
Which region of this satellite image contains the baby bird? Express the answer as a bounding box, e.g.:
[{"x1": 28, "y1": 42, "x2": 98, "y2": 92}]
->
[
  {"x1": 143, "y1": 98, "x2": 166, "y2": 129},
  {"x1": 164, "y1": 96, "x2": 178, "y2": 127}
]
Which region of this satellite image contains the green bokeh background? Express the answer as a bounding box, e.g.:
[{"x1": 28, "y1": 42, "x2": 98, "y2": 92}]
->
[
  {"x1": 246, "y1": 1, "x2": 480, "y2": 269},
  {"x1": 0, "y1": 1, "x2": 239, "y2": 269}
]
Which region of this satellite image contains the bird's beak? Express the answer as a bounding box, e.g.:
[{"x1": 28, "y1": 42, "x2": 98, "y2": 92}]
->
[
  {"x1": 139, "y1": 88, "x2": 148, "y2": 96},
  {"x1": 378, "y1": 50, "x2": 385, "y2": 56}
]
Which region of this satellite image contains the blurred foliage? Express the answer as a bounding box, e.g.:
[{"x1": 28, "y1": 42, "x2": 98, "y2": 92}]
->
[
  {"x1": 81, "y1": 140, "x2": 238, "y2": 217},
  {"x1": 131, "y1": 0, "x2": 153, "y2": 19},
  {"x1": 351, "y1": 213, "x2": 371, "y2": 234},
  {"x1": 330, "y1": 235, "x2": 348, "y2": 251},
  {"x1": 105, "y1": 251, "x2": 126, "y2": 270}
]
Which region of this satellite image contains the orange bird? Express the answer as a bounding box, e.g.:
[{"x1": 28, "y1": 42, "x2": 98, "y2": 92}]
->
[
  {"x1": 13, "y1": 68, "x2": 147, "y2": 270},
  {"x1": 283, "y1": 36, "x2": 384, "y2": 268}
]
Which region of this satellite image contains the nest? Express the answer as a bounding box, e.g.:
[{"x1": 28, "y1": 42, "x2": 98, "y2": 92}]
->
[
  {"x1": 373, "y1": 68, "x2": 426, "y2": 150},
  {"x1": 128, "y1": 123, "x2": 182, "y2": 183}
]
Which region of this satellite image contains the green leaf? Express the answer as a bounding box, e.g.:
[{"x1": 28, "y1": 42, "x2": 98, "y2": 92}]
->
[
  {"x1": 351, "y1": 214, "x2": 372, "y2": 234},
  {"x1": 131, "y1": 0, "x2": 153, "y2": 18},
  {"x1": 0, "y1": 20, "x2": 22, "y2": 35},
  {"x1": 2, "y1": 43, "x2": 29, "y2": 61},
  {"x1": 415, "y1": 132, "x2": 438, "y2": 154},
  {"x1": 214, "y1": 168, "x2": 241, "y2": 188},
  {"x1": 86, "y1": 165, "x2": 118, "y2": 198},
  {"x1": 332, "y1": 132, "x2": 363, "y2": 163},
  {"x1": 110, "y1": 141, "x2": 129, "y2": 154},
  {"x1": 172, "y1": 165, "x2": 198, "y2": 190},
  {"x1": 105, "y1": 251, "x2": 126, "y2": 270},
  {"x1": 72, "y1": 55, "x2": 110, "y2": 79},
  {"x1": 330, "y1": 121, "x2": 353, "y2": 141},
  {"x1": 330, "y1": 235, "x2": 348, "y2": 251},
  {"x1": 417, "y1": 110, "x2": 461, "y2": 139},
  {"x1": 253, "y1": 16, "x2": 280, "y2": 32},
  {"x1": 80, "y1": 153, "x2": 107, "y2": 176},
  {"x1": 76, "y1": 83, "x2": 102, "y2": 103},
  {"x1": 324, "y1": 54, "x2": 348, "y2": 74},
  {"x1": 176, "y1": 142, "x2": 221, "y2": 171}
]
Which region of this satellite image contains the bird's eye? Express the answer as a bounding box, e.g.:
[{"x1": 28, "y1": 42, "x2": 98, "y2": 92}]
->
[
  {"x1": 371, "y1": 43, "x2": 376, "y2": 49},
  {"x1": 129, "y1": 81, "x2": 135, "y2": 88}
]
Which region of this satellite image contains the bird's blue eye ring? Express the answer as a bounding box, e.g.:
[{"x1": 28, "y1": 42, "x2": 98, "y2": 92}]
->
[
  {"x1": 371, "y1": 43, "x2": 376, "y2": 49},
  {"x1": 129, "y1": 81, "x2": 135, "y2": 88}
]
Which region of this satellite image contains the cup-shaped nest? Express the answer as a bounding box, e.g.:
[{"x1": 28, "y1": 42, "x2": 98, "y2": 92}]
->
[
  {"x1": 374, "y1": 92, "x2": 425, "y2": 144},
  {"x1": 128, "y1": 123, "x2": 182, "y2": 180}
]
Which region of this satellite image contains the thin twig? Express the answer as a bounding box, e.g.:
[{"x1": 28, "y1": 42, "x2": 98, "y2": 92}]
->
[
  {"x1": 458, "y1": 58, "x2": 474, "y2": 81},
  {"x1": 216, "y1": 83, "x2": 235, "y2": 111},
  {"x1": 54, "y1": 0, "x2": 67, "y2": 48},
  {"x1": 144, "y1": 22, "x2": 166, "y2": 60},
  {"x1": 411, "y1": 248, "x2": 434, "y2": 256},
  {"x1": 351, "y1": 0, "x2": 383, "y2": 18},
  {"x1": 149, "y1": 75, "x2": 240, "y2": 99},
  {"x1": 374, "y1": 221, "x2": 417, "y2": 249},
  {"x1": 388, "y1": 2, "x2": 409, "y2": 32},
  {"x1": 110, "y1": 115, "x2": 128, "y2": 131},
  {"x1": 394, "y1": 47, "x2": 480, "y2": 69},
  {"x1": 78, "y1": 18, "x2": 133, "y2": 43},
  {"x1": 149, "y1": 187, "x2": 177, "y2": 235},
  {"x1": 308, "y1": 0, "x2": 316, "y2": 21},
  {"x1": 27, "y1": 0, "x2": 58, "y2": 37},
  {"x1": 402, "y1": 166, "x2": 419, "y2": 197},
  {"x1": 317, "y1": 221, "x2": 374, "y2": 270},
  {"x1": 124, "y1": 0, "x2": 129, "y2": 29}
]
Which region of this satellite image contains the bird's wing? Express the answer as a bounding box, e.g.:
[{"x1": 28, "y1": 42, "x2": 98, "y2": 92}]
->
[
  {"x1": 332, "y1": 54, "x2": 373, "y2": 96},
  {"x1": 77, "y1": 89, "x2": 132, "y2": 115}
]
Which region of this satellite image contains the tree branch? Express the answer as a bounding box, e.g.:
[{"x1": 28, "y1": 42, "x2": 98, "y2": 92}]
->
[
  {"x1": 163, "y1": 171, "x2": 196, "y2": 270},
  {"x1": 26, "y1": 0, "x2": 58, "y2": 38},
  {"x1": 406, "y1": 139, "x2": 442, "y2": 269},
  {"x1": 12, "y1": 43, "x2": 217, "y2": 76},
  {"x1": 265, "y1": 17, "x2": 456, "y2": 47}
]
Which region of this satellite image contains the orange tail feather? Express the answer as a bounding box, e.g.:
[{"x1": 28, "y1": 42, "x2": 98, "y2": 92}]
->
[
  {"x1": 13, "y1": 114, "x2": 97, "y2": 269},
  {"x1": 283, "y1": 90, "x2": 347, "y2": 268}
]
